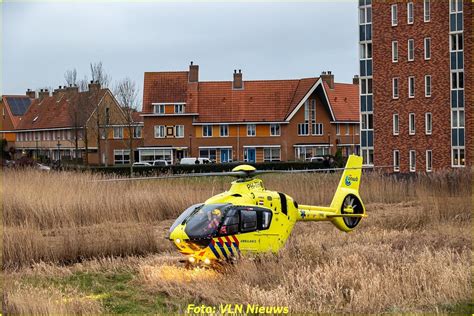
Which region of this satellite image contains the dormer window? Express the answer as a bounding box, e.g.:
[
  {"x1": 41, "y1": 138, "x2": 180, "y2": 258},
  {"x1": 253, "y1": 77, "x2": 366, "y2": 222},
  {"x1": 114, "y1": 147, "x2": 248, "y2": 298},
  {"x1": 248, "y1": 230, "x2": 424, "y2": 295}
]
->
[
  {"x1": 174, "y1": 104, "x2": 185, "y2": 114},
  {"x1": 154, "y1": 104, "x2": 165, "y2": 114}
]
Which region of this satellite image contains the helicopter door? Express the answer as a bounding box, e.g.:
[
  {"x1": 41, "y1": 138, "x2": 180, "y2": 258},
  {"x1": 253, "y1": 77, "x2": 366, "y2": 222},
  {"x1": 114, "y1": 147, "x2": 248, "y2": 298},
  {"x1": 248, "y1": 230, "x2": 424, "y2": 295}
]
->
[{"x1": 238, "y1": 209, "x2": 259, "y2": 252}]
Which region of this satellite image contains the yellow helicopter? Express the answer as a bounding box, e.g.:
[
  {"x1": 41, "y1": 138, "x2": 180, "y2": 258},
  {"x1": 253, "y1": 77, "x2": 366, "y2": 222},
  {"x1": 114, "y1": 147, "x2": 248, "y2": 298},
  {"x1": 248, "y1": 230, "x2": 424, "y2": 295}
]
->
[{"x1": 166, "y1": 154, "x2": 367, "y2": 266}]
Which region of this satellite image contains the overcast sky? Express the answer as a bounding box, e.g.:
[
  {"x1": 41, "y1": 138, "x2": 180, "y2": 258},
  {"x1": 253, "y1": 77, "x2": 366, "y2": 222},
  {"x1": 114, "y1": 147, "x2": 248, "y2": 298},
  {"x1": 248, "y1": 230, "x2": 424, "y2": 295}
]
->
[{"x1": 2, "y1": 1, "x2": 358, "y2": 104}]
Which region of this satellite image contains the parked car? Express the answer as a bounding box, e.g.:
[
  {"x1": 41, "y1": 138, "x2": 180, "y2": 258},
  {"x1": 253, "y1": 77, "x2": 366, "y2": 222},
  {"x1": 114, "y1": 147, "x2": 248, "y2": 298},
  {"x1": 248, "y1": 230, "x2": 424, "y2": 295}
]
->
[
  {"x1": 36, "y1": 163, "x2": 51, "y2": 171},
  {"x1": 151, "y1": 160, "x2": 168, "y2": 166},
  {"x1": 180, "y1": 157, "x2": 212, "y2": 165},
  {"x1": 132, "y1": 162, "x2": 152, "y2": 167},
  {"x1": 309, "y1": 156, "x2": 325, "y2": 163}
]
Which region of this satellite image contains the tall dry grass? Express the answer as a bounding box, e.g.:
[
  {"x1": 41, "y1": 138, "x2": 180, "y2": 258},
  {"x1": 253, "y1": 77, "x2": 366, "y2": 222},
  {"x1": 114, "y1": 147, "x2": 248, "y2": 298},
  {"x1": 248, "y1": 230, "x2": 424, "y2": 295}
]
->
[{"x1": 3, "y1": 168, "x2": 471, "y2": 268}]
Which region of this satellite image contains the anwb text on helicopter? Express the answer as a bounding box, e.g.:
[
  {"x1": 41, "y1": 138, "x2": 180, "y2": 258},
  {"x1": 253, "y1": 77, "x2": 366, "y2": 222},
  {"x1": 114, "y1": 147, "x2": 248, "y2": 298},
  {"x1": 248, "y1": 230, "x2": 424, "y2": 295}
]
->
[{"x1": 186, "y1": 303, "x2": 289, "y2": 314}]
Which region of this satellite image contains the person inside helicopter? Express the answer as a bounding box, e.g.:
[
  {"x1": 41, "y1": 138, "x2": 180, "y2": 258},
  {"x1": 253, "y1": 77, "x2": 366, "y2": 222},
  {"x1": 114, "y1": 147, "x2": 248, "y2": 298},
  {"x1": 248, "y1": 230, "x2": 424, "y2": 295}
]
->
[{"x1": 184, "y1": 203, "x2": 230, "y2": 238}]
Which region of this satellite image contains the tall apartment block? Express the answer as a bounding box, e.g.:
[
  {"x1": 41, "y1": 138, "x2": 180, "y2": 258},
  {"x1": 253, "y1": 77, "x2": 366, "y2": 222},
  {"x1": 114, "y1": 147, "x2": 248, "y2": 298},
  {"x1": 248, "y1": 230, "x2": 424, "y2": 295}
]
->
[{"x1": 358, "y1": 0, "x2": 472, "y2": 172}]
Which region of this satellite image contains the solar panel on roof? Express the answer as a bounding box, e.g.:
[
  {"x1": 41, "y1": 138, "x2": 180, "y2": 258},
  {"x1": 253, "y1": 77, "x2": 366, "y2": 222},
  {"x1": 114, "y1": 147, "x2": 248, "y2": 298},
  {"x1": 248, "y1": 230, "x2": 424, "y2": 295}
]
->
[{"x1": 6, "y1": 97, "x2": 31, "y2": 116}]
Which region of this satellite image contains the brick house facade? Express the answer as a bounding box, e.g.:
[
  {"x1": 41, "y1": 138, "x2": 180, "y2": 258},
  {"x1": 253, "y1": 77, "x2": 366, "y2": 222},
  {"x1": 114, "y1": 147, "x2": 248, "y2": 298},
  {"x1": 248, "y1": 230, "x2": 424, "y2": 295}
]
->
[
  {"x1": 359, "y1": 0, "x2": 472, "y2": 172},
  {"x1": 140, "y1": 63, "x2": 360, "y2": 164}
]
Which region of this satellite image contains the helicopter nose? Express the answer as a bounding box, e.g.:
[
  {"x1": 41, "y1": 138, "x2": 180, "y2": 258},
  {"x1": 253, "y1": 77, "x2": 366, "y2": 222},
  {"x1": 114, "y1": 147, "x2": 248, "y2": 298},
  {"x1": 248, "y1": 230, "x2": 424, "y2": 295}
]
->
[{"x1": 169, "y1": 225, "x2": 190, "y2": 248}]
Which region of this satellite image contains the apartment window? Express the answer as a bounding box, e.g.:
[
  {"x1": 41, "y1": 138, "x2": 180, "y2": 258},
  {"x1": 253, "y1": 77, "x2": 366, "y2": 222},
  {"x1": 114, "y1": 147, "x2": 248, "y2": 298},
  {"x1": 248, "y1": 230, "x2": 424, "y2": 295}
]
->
[
  {"x1": 298, "y1": 123, "x2": 309, "y2": 136},
  {"x1": 310, "y1": 123, "x2": 323, "y2": 136},
  {"x1": 174, "y1": 104, "x2": 184, "y2": 114},
  {"x1": 263, "y1": 148, "x2": 281, "y2": 162},
  {"x1": 408, "y1": 76, "x2": 415, "y2": 98},
  {"x1": 392, "y1": 78, "x2": 399, "y2": 99},
  {"x1": 154, "y1": 104, "x2": 165, "y2": 114},
  {"x1": 202, "y1": 125, "x2": 213, "y2": 137},
  {"x1": 113, "y1": 127, "x2": 123, "y2": 139},
  {"x1": 270, "y1": 124, "x2": 280, "y2": 136},
  {"x1": 393, "y1": 150, "x2": 400, "y2": 172},
  {"x1": 393, "y1": 113, "x2": 399, "y2": 135},
  {"x1": 114, "y1": 150, "x2": 130, "y2": 165},
  {"x1": 452, "y1": 148, "x2": 465, "y2": 166},
  {"x1": 426, "y1": 150, "x2": 432, "y2": 172},
  {"x1": 391, "y1": 4, "x2": 398, "y2": 26},
  {"x1": 425, "y1": 75, "x2": 432, "y2": 97},
  {"x1": 154, "y1": 125, "x2": 165, "y2": 138},
  {"x1": 133, "y1": 126, "x2": 142, "y2": 138},
  {"x1": 425, "y1": 113, "x2": 432, "y2": 135},
  {"x1": 407, "y1": 2, "x2": 414, "y2": 24},
  {"x1": 359, "y1": 5, "x2": 372, "y2": 24},
  {"x1": 247, "y1": 124, "x2": 256, "y2": 137},
  {"x1": 450, "y1": 33, "x2": 463, "y2": 51},
  {"x1": 451, "y1": 71, "x2": 464, "y2": 89},
  {"x1": 424, "y1": 38, "x2": 431, "y2": 60},
  {"x1": 409, "y1": 113, "x2": 416, "y2": 135},
  {"x1": 408, "y1": 39, "x2": 415, "y2": 61},
  {"x1": 361, "y1": 113, "x2": 373, "y2": 130},
  {"x1": 409, "y1": 150, "x2": 416, "y2": 172},
  {"x1": 450, "y1": 0, "x2": 463, "y2": 13},
  {"x1": 392, "y1": 41, "x2": 398, "y2": 62},
  {"x1": 175, "y1": 125, "x2": 184, "y2": 138},
  {"x1": 424, "y1": 0, "x2": 430, "y2": 21},
  {"x1": 220, "y1": 124, "x2": 229, "y2": 137},
  {"x1": 452, "y1": 109, "x2": 465, "y2": 128},
  {"x1": 336, "y1": 123, "x2": 340, "y2": 135},
  {"x1": 360, "y1": 42, "x2": 372, "y2": 60},
  {"x1": 361, "y1": 78, "x2": 373, "y2": 94}
]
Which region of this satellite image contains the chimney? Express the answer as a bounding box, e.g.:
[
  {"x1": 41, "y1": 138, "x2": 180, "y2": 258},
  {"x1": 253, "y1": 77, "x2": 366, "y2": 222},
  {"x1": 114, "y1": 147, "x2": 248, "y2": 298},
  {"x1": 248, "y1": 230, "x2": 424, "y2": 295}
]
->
[
  {"x1": 188, "y1": 61, "x2": 199, "y2": 83},
  {"x1": 26, "y1": 89, "x2": 36, "y2": 99},
  {"x1": 88, "y1": 80, "x2": 101, "y2": 92},
  {"x1": 352, "y1": 75, "x2": 360, "y2": 85},
  {"x1": 66, "y1": 84, "x2": 79, "y2": 93},
  {"x1": 233, "y1": 69, "x2": 243, "y2": 90},
  {"x1": 38, "y1": 89, "x2": 50, "y2": 99},
  {"x1": 53, "y1": 85, "x2": 66, "y2": 96},
  {"x1": 321, "y1": 70, "x2": 334, "y2": 89}
]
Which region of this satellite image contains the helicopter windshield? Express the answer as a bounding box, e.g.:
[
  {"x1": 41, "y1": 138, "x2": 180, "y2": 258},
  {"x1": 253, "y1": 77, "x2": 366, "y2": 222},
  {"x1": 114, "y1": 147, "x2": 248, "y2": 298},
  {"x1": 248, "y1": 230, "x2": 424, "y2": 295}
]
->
[
  {"x1": 184, "y1": 203, "x2": 231, "y2": 239},
  {"x1": 169, "y1": 203, "x2": 204, "y2": 234}
]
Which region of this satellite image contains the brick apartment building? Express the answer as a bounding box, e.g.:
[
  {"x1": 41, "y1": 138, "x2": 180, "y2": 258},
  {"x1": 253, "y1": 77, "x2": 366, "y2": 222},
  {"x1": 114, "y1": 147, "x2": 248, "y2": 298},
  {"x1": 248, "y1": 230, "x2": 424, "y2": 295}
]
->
[
  {"x1": 1, "y1": 83, "x2": 143, "y2": 165},
  {"x1": 139, "y1": 63, "x2": 360, "y2": 164},
  {"x1": 359, "y1": 0, "x2": 472, "y2": 172}
]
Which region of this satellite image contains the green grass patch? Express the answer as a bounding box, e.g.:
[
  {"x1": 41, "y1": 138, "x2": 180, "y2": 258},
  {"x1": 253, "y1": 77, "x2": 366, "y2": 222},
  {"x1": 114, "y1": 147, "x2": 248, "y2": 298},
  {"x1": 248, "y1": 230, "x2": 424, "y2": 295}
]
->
[{"x1": 21, "y1": 270, "x2": 182, "y2": 314}]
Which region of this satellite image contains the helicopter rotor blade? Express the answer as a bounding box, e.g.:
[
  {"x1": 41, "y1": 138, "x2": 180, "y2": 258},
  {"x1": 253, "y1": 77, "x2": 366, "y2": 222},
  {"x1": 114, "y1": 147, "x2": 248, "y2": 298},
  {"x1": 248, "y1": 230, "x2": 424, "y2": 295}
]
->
[
  {"x1": 94, "y1": 171, "x2": 248, "y2": 182},
  {"x1": 253, "y1": 165, "x2": 385, "y2": 175}
]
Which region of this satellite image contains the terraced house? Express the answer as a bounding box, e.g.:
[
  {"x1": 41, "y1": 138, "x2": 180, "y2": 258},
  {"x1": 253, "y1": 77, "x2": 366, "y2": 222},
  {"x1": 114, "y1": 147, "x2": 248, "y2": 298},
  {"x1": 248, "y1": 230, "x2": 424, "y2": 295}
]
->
[
  {"x1": 2, "y1": 82, "x2": 143, "y2": 165},
  {"x1": 358, "y1": 0, "x2": 472, "y2": 172},
  {"x1": 140, "y1": 63, "x2": 360, "y2": 164}
]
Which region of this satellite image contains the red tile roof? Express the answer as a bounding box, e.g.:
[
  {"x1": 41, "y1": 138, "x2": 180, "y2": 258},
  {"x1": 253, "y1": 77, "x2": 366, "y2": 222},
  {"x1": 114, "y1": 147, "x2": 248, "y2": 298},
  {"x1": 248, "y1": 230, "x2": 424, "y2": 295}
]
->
[
  {"x1": 323, "y1": 82, "x2": 359, "y2": 122},
  {"x1": 142, "y1": 70, "x2": 359, "y2": 123},
  {"x1": 17, "y1": 89, "x2": 107, "y2": 130}
]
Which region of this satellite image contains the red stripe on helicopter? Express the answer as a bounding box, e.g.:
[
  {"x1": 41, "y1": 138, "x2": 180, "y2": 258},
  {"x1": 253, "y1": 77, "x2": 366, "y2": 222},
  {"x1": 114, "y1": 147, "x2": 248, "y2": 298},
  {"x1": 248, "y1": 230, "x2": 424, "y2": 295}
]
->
[
  {"x1": 224, "y1": 236, "x2": 232, "y2": 246},
  {"x1": 231, "y1": 235, "x2": 239, "y2": 247}
]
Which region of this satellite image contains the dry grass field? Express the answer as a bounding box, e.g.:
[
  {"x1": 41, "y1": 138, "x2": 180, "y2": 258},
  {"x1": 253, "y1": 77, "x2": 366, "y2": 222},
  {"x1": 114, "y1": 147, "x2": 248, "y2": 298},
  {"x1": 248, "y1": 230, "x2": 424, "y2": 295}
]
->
[{"x1": 2, "y1": 168, "x2": 472, "y2": 314}]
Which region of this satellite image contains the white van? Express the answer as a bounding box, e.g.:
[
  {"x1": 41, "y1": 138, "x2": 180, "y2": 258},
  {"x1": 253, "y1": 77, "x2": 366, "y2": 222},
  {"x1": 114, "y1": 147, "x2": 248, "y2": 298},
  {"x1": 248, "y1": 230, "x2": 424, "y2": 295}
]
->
[{"x1": 180, "y1": 157, "x2": 212, "y2": 165}]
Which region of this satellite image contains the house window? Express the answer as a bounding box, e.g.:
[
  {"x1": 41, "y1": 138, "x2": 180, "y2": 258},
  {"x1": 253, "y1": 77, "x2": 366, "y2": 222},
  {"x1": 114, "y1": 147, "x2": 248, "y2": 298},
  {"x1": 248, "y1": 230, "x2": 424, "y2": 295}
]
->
[
  {"x1": 113, "y1": 127, "x2": 123, "y2": 139},
  {"x1": 407, "y1": 2, "x2": 414, "y2": 24},
  {"x1": 424, "y1": 0, "x2": 430, "y2": 22},
  {"x1": 391, "y1": 4, "x2": 398, "y2": 26},
  {"x1": 425, "y1": 75, "x2": 432, "y2": 97},
  {"x1": 345, "y1": 123, "x2": 350, "y2": 135},
  {"x1": 270, "y1": 124, "x2": 280, "y2": 136},
  {"x1": 393, "y1": 150, "x2": 400, "y2": 172},
  {"x1": 424, "y1": 38, "x2": 431, "y2": 60},
  {"x1": 426, "y1": 150, "x2": 432, "y2": 172},
  {"x1": 199, "y1": 148, "x2": 217, "y2": 161},
  {"x1": 247, "y1": 124, "x2": 256, "y2": 137},
  {"x1": 393, "y1": 78, "x2": 399, "y2": 99},
  {"x1": 202, "y1": 125, "x2": 213, "y2": 137},
  {"x1": 425, "y1": 113, "x2": 432, "y2": 135},
  {"x1": 114, "y1": 149, "x2": 130, "y2": 165},
  {"x1": 174, "y1": 104, "x2": 184, "y2": 114},
  {"x1": 408, "y1": 76, "x2": 415, "y2": 98},
  {"x1": 175, "y1": 125, "x2": 184, "y2": 138},
  {"x1": 408, "y1": 39, "x2": 415, "y2": 61},
  {"x1": 452, "y1": 148, "x2": 465, "y2": 166},
  {"x1": 336, "y1": 123, "x2": 340, "y2": 135},
  {"x1": 393, "y1": 113, "x2": 399, "y2": 135},
  {"x1": 154, "y1": 125, "x2": 165, "y2": 138},
  {"x1": 409, "y1": 150, "x2": 416, "y2": 172},
  {"x1": 67, "y1": 130, "x2": 72, "y2": 140},
  {"x1": 263, "y1": 148, "x2": 281, "y2": 162},
  {"x1": 297, "y1": 123, "x2": 309, "y2": 136},
  {"x1": 392, "y1": 41, "x2": 398, "y2": 62},
  {"x1": 409, "y1": 113, "x2": 416, "y2": 135},
  {"x1": 220, "y1": 125, "x2": 229, "y2": 137},
  {"x1": 355, "y1": 125, "x2": 359, "y2": 135},
  {"x1": 154, "y1": 104, "x2": 165, "y2": 114},
  {"x1": 133, "y1": 126, "x2": 142, "y2": 138},
  {"x1": 100, "y1": 129, "x2": 106, "y2": 139},
  {"x1": 312, "y1": 123, "x2": 323, "y2": 136}
]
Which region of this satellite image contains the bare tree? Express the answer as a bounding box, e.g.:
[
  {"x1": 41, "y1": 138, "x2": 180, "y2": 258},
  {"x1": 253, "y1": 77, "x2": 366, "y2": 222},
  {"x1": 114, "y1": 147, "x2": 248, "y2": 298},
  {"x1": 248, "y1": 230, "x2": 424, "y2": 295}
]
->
[
  {"x1": 114, "y1": 77, "x2": 140, "y2": 175},
  {"x1": 90, "y1": 62, "x2": 111, "y2": 88},
  {"x1": 64, "y1": 69, "x2": 77, "y2": 86},
  {"x1": 78, "y1": 76, "x2": 89, "y2": 92}
]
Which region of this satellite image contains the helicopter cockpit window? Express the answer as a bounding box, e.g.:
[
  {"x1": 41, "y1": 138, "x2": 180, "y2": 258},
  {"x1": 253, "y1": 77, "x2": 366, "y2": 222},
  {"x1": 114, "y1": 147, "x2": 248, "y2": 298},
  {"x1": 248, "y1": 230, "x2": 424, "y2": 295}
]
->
[
  {"x1": 169, "y1": 203, "x2": 204, "y2": 234},
  {"x1": 240, "y1": 209, "x2": 257, "y2": 233},
  {"x1": 257, "y1": 210, "x2": 272, "y2": 230},
  {"x1": 184, "y1": 203, "x2": 230, "y2": 239},
  {"x1": 218, "y1": 209, "x2": 239, "y2": 236}
]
